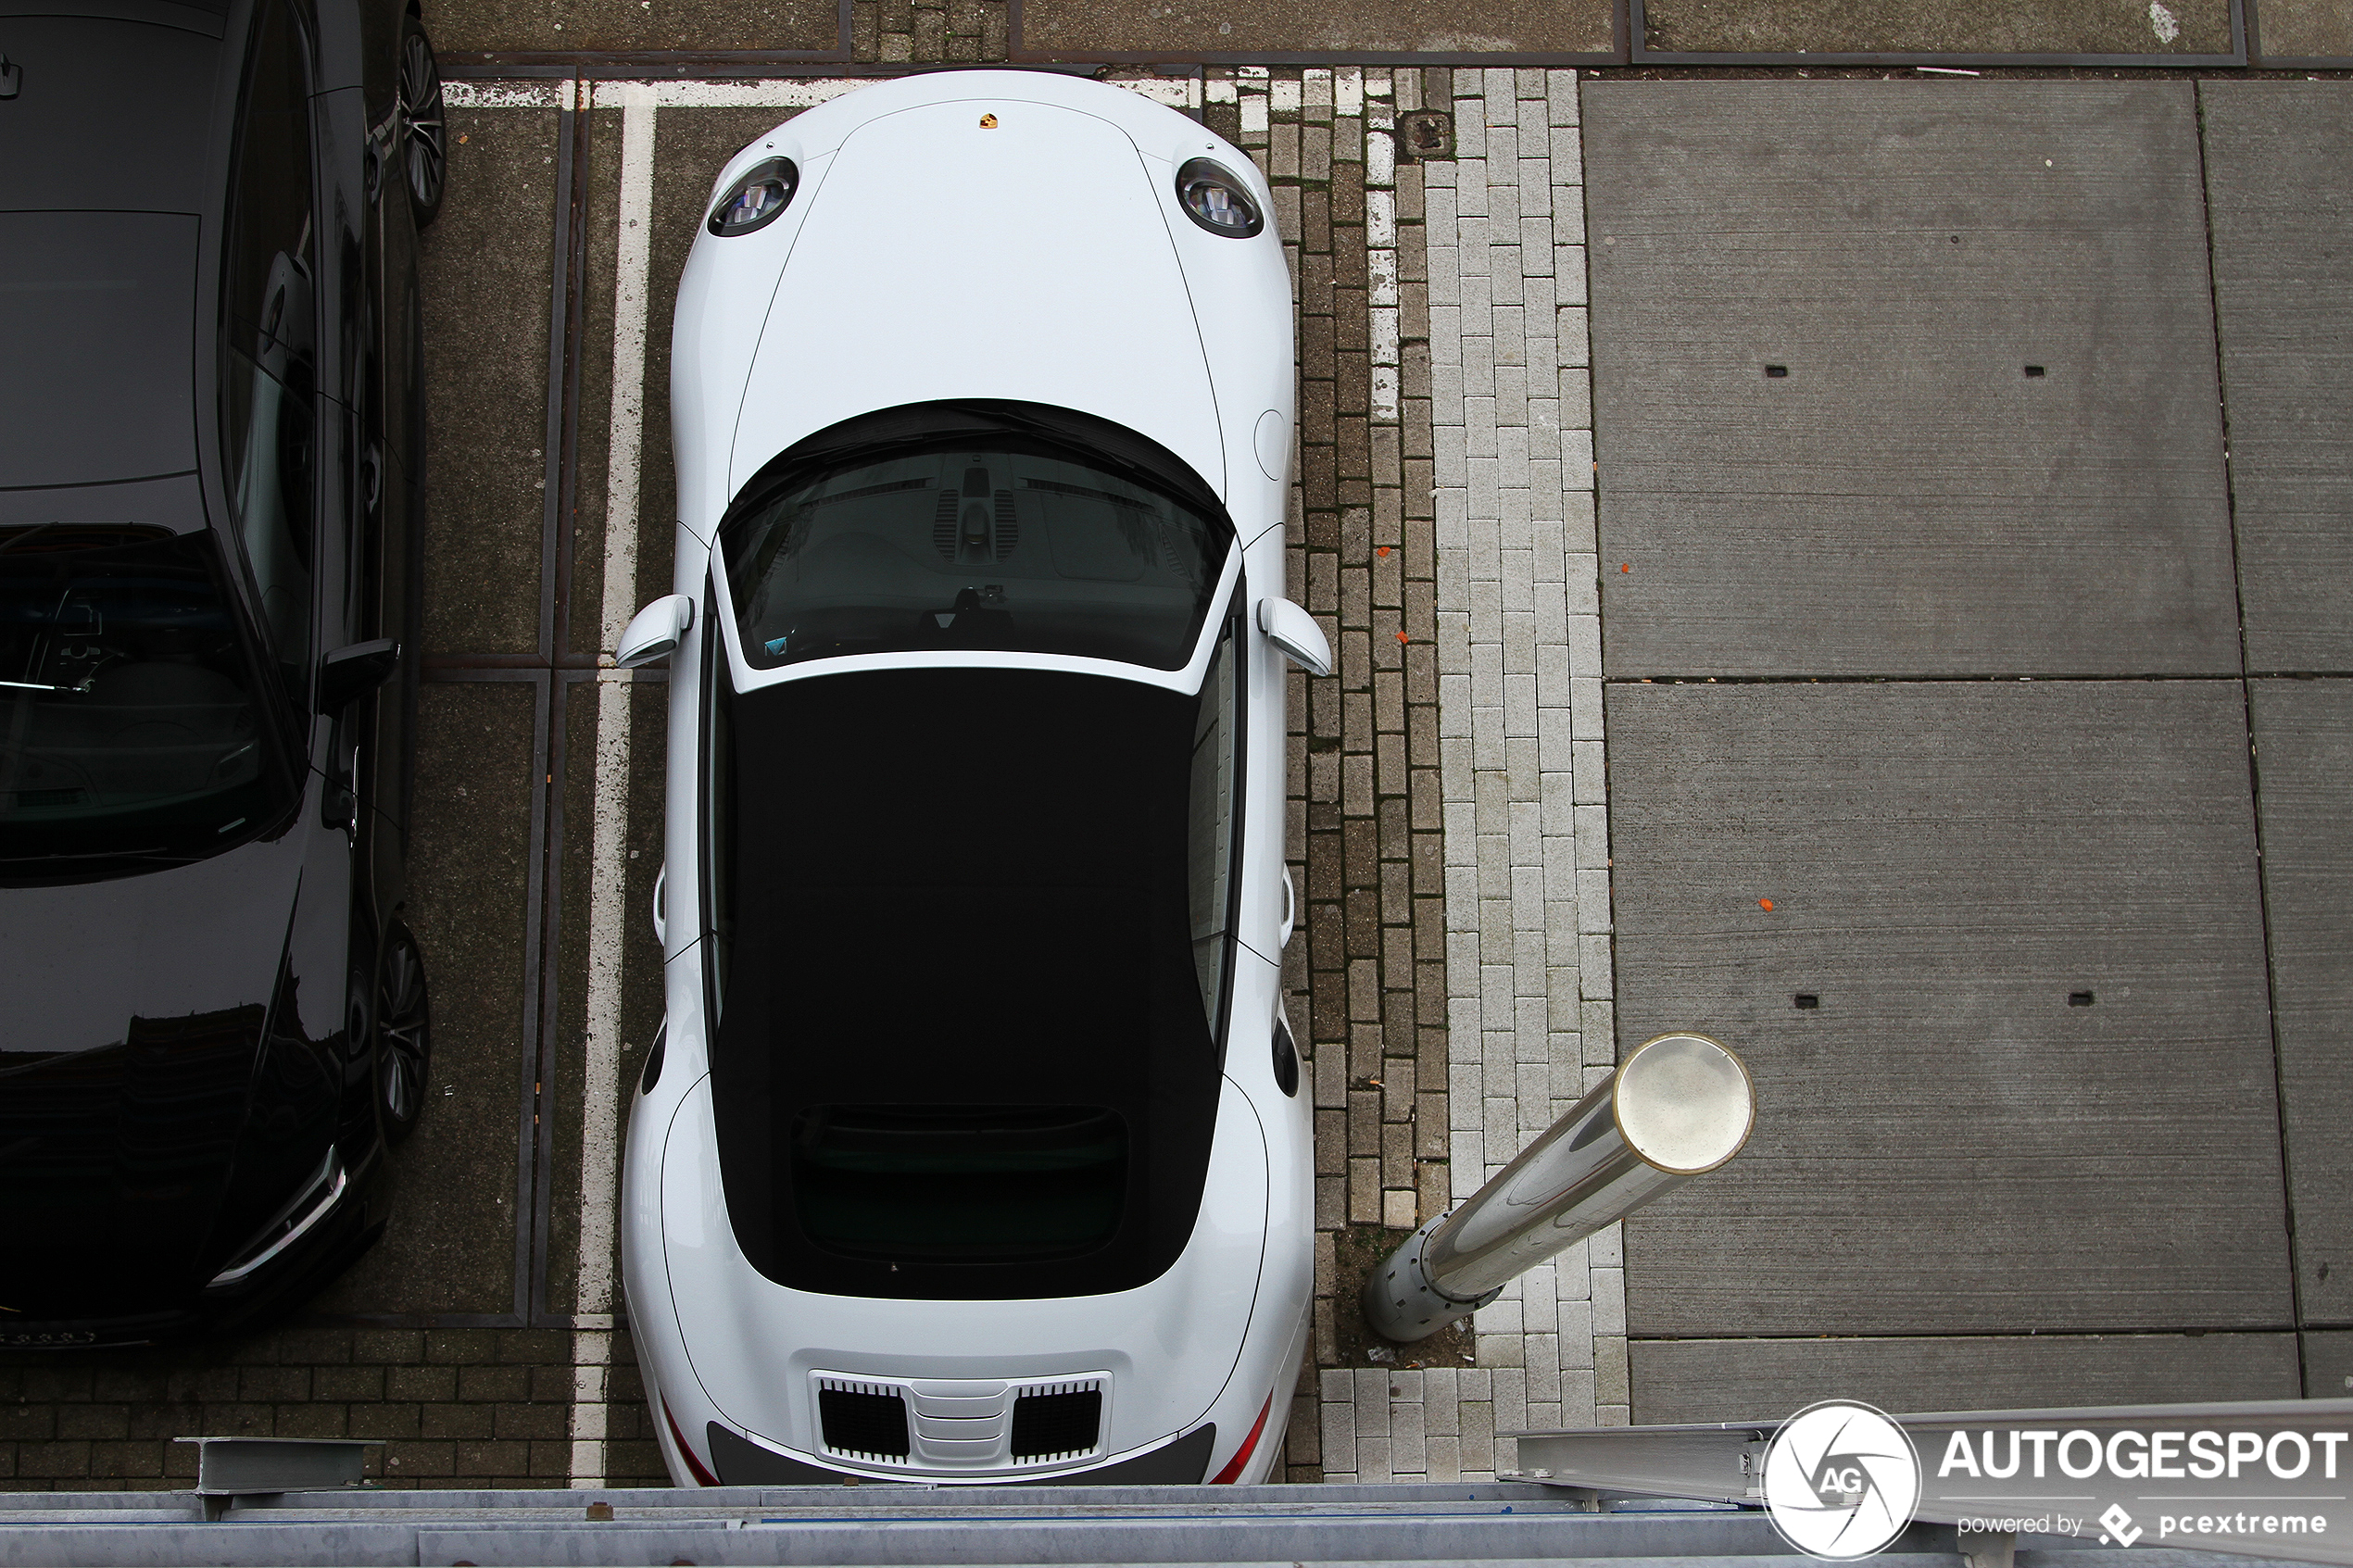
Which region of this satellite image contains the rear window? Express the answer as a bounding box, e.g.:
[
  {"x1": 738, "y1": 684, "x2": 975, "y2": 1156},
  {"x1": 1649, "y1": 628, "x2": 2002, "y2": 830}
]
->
[{"x1": 791, "y1": 1105, "x2": 1127, "y2": 1265}]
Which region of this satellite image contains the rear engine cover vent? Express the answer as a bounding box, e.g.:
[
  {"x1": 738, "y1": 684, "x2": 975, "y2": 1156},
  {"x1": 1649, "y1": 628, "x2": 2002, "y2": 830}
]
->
[
  {"x1": 817, "y1": 1378, "x2": 910, "y2": 1461},
  {"x1": 932, "y1": 489, "x2": 960, "y2": 558},
  {"x1": 994, "y1": 489, "x2": 1019, "y2": 558},
  {"x1": 1010, "y1": 1382, "x2": 1104, "y2": 1461}
]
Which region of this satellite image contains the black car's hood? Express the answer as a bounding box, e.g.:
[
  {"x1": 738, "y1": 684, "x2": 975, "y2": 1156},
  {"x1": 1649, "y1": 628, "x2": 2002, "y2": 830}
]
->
[{"x1": 0, "y1": 829, "x2": 307, "y2": 1317}]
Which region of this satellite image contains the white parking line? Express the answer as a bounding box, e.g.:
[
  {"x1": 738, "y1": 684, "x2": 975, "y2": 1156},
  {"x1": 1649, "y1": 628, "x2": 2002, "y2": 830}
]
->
[
  {"x1": 1365, "y1": 71, "x2": 1401, "y2": 423},
  {"x1": 568, "y1": 80, "x2": 659, "y2": 1491},
  {"x1": 442, "y1": 80, "x2": 571, "y2": 109}
]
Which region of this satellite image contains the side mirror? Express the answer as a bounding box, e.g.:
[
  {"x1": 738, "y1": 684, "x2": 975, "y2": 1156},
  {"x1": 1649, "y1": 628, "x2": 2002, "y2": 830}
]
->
[
  {"x1": 318, "y1": 638, "x2": 400, "y2": 712},
  {"x1": 1257, "y1": 596, "x2": 1332, "y2": 677},
  {"x1": 617, "y1": 595, "x2": 695, "y2": 669}
]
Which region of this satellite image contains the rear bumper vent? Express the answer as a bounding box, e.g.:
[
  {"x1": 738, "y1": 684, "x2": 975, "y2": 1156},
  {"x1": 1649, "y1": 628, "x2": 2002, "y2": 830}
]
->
[
  {"x1": 816, "y1": 1378, "x2": 910, "y2": 1461},
  {"x1": 1011, "y1": 1384, "x2": 1103, "y2": 1460},
  {"x1": 810, "y1": 1370, "x2": 1111, "y2": 1473}
]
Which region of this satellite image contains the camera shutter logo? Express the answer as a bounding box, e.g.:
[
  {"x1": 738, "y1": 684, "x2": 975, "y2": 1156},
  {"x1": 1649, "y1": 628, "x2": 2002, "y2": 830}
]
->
[{"x1": 1762, "y1": 1400, "x2": 1923, "y2": 1560}]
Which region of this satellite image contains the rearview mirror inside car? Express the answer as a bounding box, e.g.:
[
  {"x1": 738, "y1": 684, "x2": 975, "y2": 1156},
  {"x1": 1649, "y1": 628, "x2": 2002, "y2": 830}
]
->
[
  {"x1": 1257, "y1": 596, "x2": 1332, "y2": 677},
  {"x1": 617, "y1": 595, "x2": 695, "y2": 669}
]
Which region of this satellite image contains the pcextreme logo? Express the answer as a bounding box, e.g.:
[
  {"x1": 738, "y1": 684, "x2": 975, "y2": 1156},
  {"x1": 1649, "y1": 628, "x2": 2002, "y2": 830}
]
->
[{"x1": 1762, "y1": 1400, "x2": 1923, "y2": 1561}]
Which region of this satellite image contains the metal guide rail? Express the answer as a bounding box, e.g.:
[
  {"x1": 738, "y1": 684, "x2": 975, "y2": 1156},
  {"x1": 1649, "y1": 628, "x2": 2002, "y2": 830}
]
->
[{"x1": 0, "y1": 1474, "x2": 2310, "y2": 1567}]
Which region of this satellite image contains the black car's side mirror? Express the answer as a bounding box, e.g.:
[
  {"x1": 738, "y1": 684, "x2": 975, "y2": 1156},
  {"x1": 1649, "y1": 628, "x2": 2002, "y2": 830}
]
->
[{"x1": 320, "y1": 638, "x2": 401, "y2": 712}]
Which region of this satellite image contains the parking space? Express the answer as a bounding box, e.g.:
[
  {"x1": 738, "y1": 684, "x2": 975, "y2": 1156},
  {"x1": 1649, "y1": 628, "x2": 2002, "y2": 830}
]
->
[{"x1": 317, "y1": 679, "x2": 539, "y2": 1322}]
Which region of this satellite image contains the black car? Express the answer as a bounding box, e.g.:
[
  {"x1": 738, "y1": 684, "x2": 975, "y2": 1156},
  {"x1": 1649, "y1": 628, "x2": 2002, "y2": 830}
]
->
[{"x1": 0, "y1": 0, "x2": 445, "y2": 1344}]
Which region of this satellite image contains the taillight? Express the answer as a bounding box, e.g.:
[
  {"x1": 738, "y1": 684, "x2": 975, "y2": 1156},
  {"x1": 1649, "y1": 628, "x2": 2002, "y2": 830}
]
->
[
  {"x1": 1209, "y1": 1393, "x2": 1274, "y2": 1484},
  {"x1": 662, "y1": 1399, "x2": 721, "y2": 1486}
]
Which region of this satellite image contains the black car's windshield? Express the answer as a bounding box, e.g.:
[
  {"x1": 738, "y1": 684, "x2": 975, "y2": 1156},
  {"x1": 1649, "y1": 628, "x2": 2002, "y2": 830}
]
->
[
  {"x1": 718, "y1": 404, "x2": 1233, "y2": 672},
  {"x1": 0, "y1": 525, "x2": 286, "y2": 876}
]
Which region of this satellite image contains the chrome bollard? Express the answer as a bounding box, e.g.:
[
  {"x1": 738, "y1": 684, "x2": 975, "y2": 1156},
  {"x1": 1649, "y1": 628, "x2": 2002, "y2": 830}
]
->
[{"x1": 1363, "y1": 1033, "x2": 1755, "y2": 1342}]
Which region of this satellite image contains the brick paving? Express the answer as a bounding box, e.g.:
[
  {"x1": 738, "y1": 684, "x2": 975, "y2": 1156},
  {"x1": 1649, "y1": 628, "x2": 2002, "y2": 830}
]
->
[
  {"x1": 0, "y1": 1329, "x2": 660, "y2": 1489},
  {"x1": 1428, "y1": 66, "x2": 1620, "y2": 1460},
  {"x1": 1206, "y1": 65, "x2": 1453, "y2": 1483},
  {"x1": 851, "y1": 0, "x2": 1008, "y2": 61},
  {"x1": 1277, "y1": 66, "x2": 1620, "y2": 1487}
]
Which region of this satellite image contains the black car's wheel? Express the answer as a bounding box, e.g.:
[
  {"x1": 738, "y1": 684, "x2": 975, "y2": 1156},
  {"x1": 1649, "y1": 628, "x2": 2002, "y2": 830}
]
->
[
  {"x1": 396, "y1": 15, "x2": 446, "y2": 229},
  {"x1": 375, "y1": 921, "x2": 432, "y2": 1142}
]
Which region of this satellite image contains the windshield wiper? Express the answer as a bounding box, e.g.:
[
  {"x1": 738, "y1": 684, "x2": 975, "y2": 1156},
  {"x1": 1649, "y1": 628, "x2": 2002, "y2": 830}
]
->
[
  {"x1": 0, "y1": 847, "x2": 200, "y2": 866},
  {"x1": 0, "y1": 523, "x2": 57, "y2": 559}
]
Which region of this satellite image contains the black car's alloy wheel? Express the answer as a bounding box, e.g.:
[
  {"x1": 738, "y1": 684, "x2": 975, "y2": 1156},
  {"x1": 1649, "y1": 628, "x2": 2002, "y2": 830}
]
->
[
  {"x1": 397, "y1": 16, "x2": 446, "y2": 228},
  {"x1": 376, "y1": 922, "x2": 432, "y2": 1142}
]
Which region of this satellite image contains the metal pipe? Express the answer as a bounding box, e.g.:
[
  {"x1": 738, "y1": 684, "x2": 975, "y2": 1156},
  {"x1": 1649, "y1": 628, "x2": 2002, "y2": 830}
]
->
[{"x1": 1363, "y1": 1033, "x2": 1755, "y2": 1342}]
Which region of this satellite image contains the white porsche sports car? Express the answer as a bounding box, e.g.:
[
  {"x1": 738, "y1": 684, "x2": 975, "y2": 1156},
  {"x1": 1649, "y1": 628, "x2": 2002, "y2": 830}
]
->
[{"x1": 616, "y1": 70, "x2": 1329, "y2": 1489}]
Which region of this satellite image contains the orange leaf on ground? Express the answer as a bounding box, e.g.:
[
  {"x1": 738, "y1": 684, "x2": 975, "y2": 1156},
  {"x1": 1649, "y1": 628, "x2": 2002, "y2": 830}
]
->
[
  {"x1": 1376, "y1": 546, "x2": 1391, "y2": 557},
  {"x1": 1758, "y1": 898, "x2": 1775, "y2": 911},
  {"x1": 1395, "y1": 632, "x2": 1409, "y2": 645},
  {"x1": 1620, "y1": 563, "x2": 1630, "y2": 572}
]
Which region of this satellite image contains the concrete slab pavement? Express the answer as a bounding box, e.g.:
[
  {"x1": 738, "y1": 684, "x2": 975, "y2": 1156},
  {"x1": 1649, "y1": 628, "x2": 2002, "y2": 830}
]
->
[
  {"x1": 2253, "y1": 0, "x2": 2353, "y2": 61},
  {"x1": 1014, "y1": 0, "x2": 1612, "y2": 61},
  {"x1": 2246, "y1": 681, "x2": 2353, "y2": 1330},
  {"x1": 1636, "y1": 0, "x2": 2237, "y2": 57},
  {"x1": 2201, "y1": 82, "x2": 2353, "y2": 674},
  {"x1": 1583, "y1": 78, "x2": 2349, "y2": 1426},
  {"x1": 1584, "y1": 82, "x2": 2239, "y2": 680},
  {"x1": 1633, "y1": 1334, "x2": 2304, "y2": 1422},
  {"x1": 1606, "y1": 681, "x2": 2288, "y2": 1341},
  {"x1": 430, "y1": 0, "x2": 838, "y2": 59}
]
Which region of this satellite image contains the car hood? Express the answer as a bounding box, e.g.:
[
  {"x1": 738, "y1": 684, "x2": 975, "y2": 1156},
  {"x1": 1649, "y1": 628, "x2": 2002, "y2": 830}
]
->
[
  {"x1": 724, "y1": 91, "x2": 1227, "y2": 508},
  {"x1": 0, "y1": 830, "x2": 306, "y2": 1317}
]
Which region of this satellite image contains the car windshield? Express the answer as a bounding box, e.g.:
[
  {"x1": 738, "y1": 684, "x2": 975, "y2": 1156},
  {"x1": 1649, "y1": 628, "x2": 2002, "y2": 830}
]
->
[
  {"x1": 717, "y1": 407, "x2": 1233, "y2": 673},
  {"x1": 0, "y1": 525, "x2": 286, "y2": 878}
]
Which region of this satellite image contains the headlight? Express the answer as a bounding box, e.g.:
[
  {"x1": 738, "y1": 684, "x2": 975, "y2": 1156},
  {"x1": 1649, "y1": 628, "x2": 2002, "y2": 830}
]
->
[
  {"x1": 207, "y1": 1145, "x2": 346, "y2": 1288},
  {"x1": 1176, "y1": 157, "x2": 1264, "y2": 239},
  {"x1": 708, "y1": 157, "x2": 799, "y2": 237}
]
